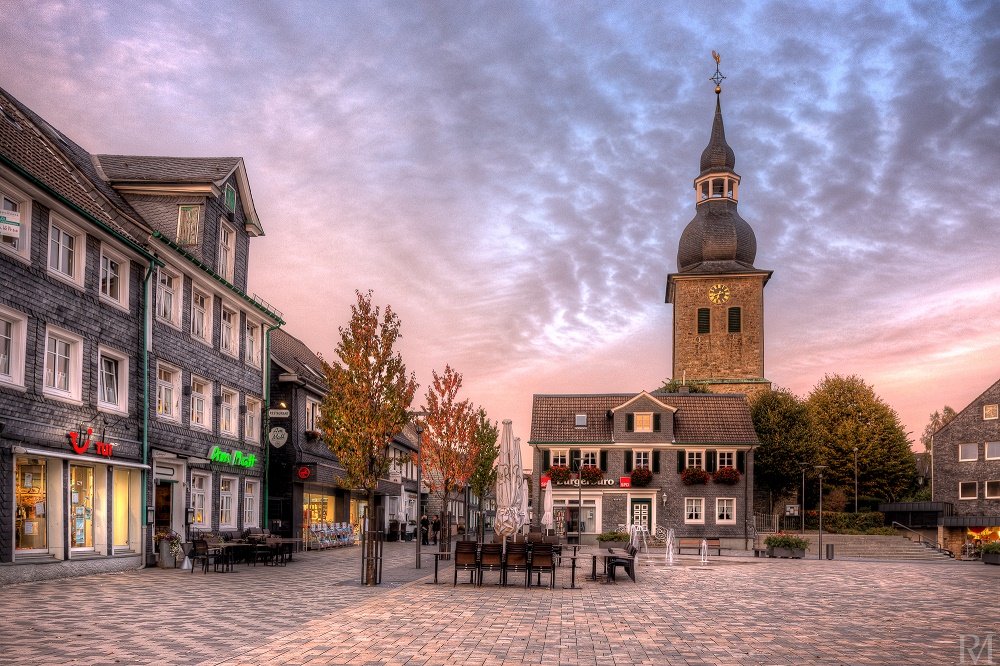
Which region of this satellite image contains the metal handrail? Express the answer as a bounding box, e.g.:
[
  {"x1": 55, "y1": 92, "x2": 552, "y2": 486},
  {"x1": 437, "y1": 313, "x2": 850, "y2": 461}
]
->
[{"x1": 891, "y1": 522, "x2": 953, "y2": 557}]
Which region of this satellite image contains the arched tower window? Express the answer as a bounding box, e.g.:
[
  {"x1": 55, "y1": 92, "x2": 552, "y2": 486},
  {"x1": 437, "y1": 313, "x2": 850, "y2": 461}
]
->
[{"x1": 712, "y1": 179, "x2": 725, "y2": 198}]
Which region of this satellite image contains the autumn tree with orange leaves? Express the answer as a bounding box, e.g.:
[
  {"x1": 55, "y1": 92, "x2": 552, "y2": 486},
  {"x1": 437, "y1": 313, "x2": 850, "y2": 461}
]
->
[
  {"x1": 420, "y1": 364, "x2": 480, "y2": 553},
  {"x1": 318, "y1": 290, "x2": 417, "y2": 585}
]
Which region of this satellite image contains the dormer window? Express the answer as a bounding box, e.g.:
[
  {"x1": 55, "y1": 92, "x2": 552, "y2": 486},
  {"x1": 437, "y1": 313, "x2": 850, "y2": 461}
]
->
[
  {"x1": 634, "y1": 413, "x2": 653, "y2": 432},
  {"x1": 575, "y1": 414, "x2": 587, "y2": 428}
]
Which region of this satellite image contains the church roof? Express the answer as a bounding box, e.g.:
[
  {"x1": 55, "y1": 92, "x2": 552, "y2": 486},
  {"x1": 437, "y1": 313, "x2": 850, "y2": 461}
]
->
[{"x1": 699, "y1": 97, "x2": 736, "y2": 176}]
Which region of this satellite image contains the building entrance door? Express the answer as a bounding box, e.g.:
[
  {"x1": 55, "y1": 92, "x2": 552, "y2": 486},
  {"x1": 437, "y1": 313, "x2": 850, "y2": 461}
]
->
[
  {"x1": 154, "y1": 483, "x2": 173, "y2": 533},
  {"x1": 631, "y1": 499, "x2": 651, "y2": 532}
]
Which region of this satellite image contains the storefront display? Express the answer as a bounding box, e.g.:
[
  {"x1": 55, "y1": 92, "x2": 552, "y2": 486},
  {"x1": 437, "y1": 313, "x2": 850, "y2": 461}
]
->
[
  {"x1": 113, "y1": 469, "x2": 132, "y2": 551},
  {"x1": 70, "y1": 465, "x2": 94, "y2": 549},
  {"x1": 15, "y1": 458, "x2": 47, "y2": 552}
]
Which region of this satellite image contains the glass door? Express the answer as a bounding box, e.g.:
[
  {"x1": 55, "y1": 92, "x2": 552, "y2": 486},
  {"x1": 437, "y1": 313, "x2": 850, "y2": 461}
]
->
[
  {"x1": 70, "y1": 465, "x2": 95, "y2": 550},
  {"x1": 154, "y1": 482, "x2": 173, "y2": 532},
  {"x1": 15, "y1": 458, "x2": 47, "y2": 552},
  {"x1": 113, "y1": 469, "x2": 131, "y2": 551}
]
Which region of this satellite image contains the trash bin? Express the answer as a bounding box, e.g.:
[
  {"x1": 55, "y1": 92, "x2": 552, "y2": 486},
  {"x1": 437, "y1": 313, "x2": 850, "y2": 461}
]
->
[{"x1": 826, "y1": 543, "x2": 834, "y2": 560}]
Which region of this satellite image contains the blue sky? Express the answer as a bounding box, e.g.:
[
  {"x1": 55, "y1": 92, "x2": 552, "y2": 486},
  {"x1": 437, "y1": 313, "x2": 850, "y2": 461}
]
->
[{"x1": 2, "y1": 1, "x2": 998, "y2": 452}]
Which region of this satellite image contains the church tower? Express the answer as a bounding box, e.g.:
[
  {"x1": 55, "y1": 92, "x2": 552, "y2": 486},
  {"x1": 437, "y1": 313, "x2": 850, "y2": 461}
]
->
[{"x1": 666, "y1": 55, "x2": 772, "y2": 397}]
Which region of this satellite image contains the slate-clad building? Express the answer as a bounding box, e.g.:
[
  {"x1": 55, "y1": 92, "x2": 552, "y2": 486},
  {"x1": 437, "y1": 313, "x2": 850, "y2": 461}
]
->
[
  {"x1": 0, "y1": 89, "x2": 157, "y2": 582},
  {"x1": 530, "y1": 391, "x2": 758, "y2": 547}
]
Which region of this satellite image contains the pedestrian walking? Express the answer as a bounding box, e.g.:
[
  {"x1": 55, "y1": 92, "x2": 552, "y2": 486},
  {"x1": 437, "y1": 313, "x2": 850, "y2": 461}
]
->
[
  {"x1": 431, "y1": 515, "x2": 441, "y2": 545},
  {"x1": 420, "y1": 515, "x2": 429, "y2": 546}
]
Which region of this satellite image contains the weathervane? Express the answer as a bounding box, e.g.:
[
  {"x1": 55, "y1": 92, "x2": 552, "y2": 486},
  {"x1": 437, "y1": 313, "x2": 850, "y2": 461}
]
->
[{"x1": 710, "y1": 50, "x2": 725, "y2": 94}]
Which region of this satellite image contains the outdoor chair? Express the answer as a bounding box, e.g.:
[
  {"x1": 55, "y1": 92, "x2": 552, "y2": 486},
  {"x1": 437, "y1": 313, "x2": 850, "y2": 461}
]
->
[
  {"x1": 478, "y1": 544, "x2": 504, "y2": 586},
  {"x1": 504, "y1": 542, "x2": 530, "y2": 588},
  {"x1": 266, "y1": 538, "x2": 288, "y2": 566},
  {"x1": 528, "y1": 532, "x2": 543, "y2": 543},
  {"x1": 530, "y1": 542, "x2": 556, "y2": 588},
  {"x1": 190, "y1": 539, "x2": 221, "y2": 574},
  {"x1": 607, "y1": 543, "x2": 638, "y2": 583},
  {"x1": 454, "y1": 541, "x2": 479, "y2": 586}
]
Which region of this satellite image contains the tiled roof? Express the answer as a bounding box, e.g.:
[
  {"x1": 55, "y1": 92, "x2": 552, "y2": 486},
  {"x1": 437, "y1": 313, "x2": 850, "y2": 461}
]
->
[
  {"x1": 95, "y1": 155, "x2": 241, "y2": 184},
  {"x1": 0, "y1": 88, "x2": 144, "y2": 243},
  {"x1": 270, "y1": 329, "x2": 327, "y2": 392},
  {"x1": 530, "y1": 392, "x2": 759, "y2": 445}
]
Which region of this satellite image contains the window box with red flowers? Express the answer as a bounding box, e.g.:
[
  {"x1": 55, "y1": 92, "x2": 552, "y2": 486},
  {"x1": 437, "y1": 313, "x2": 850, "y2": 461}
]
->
[
  {"x1": 547, "y1": 465, "x2": 571, "y2": 484},
  {"x1": 682, "y1": 467, "x2": 710, "y2": 485},
  {"x1": 713, "y1": 466, "x2": 741, "y2": 485},
  {"x1": 579, "y1": 465, "x2": 603, "y2": 484},
  {"x1": 630, "y1": 466, "x2": 653, "y2": 487}
]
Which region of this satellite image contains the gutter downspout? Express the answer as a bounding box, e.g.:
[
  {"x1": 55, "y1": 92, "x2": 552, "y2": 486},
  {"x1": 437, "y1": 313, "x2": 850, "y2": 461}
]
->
[
  {"x1": 141, "y1": 257, "x2": 155, "y2": 567},
  {"x1": 262, "y1": 322, "x2": 282, "y2": 529}
]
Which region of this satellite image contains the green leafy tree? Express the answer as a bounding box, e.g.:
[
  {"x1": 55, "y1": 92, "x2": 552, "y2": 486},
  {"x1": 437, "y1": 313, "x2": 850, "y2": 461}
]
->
[
  {"x1": 657, "y1": 378, "x2": 712, "y2": 393},
  {"x1": 807, "y1": 374, "x2": 916, "y2": 502},
  {"x1": 467, "y1": 407, "x2": 499, "y2": 541},
  {"x1": 750, "y1": 387, "x2": 817, "y2": 508},
  {"x1": 920, "y1": 406, "x2": 957, "y2": 453},
  {"x1": 318, "y1": 290, "x2": 418, "y2": 585}
]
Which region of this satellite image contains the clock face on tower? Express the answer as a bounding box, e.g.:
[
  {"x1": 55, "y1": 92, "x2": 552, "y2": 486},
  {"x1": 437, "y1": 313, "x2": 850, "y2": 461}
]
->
[{"x1": 708, "y1": 283, "x2": 730, "y2": 304}]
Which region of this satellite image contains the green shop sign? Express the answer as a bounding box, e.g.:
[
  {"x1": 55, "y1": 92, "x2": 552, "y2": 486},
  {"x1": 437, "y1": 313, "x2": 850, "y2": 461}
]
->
[{"x1": 209, "y1": 445, "x2": 257, "y2": 469}]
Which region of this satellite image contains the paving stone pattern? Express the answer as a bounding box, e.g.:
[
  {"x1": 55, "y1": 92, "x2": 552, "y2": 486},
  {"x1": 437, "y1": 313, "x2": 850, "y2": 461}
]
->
[{"x1": 0, "y1": 543, "x2": 997, "y2": 665}]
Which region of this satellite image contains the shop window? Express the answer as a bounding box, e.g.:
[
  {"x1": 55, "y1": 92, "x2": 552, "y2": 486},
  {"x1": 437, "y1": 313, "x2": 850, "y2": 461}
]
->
[
  {"x1": 48, "y1": 214, "x2": 86, "y2": 287},
  {"x1": 685, "y1": 497, "x2": 704, "y2": 524},
  {"x1": 244, "y1": 480, "x2": 258, "y2": 527},
  {"x1": 190, "y1": 473, "x2": 211, "y2": 528},
  {"x1": 219, "y1": 476, "x2": 236, "y2": 529},
  {"x1": 190, "y1": 285, "x2": 212, "y2": 343},
  {"x1": 960, "y1": 443, "x2": 978, "y2": 462},
  {"x1": 70, "y1": 465, "x2": 95, "y2": 550},
  {"x1": 245, "y1": 397, "x2": 260, "y2": 442},
  {"x1": 15, "y1": 458, "x2": 47, "y2": 552},
  {"x1": 156, "y1": 362, "x2": 181, "y2": 421},
  {"x1": 113, "y1": 469, "x2": 132, "y2": 551},
  {"x1": 190, "y1": 377, "x2": 210, "y2": 429},
  {"x1": 716, "y1": 498, "x2": 736, "y2": 524},
  {"x1": 98, "y1": 346, "x2": 129, "y2": 414},
  {"x1": 0, "y1": 304, "x2": 27, "y2": 388},
  {"x1": 99, "y1": 244, "x2": 130, "y2": 309},
  {"x1": 959, "y1": 482, "x2": 977, "y2": 500},
  {"x1": 43, "y1": 325, "x2": 83, "y2": 402},
  {"x1": 0, "y1": 179, "x2": 32, "y2": 260},
  {"x1": 220, "y1": 388, "x2": 237, "y2": 437}
]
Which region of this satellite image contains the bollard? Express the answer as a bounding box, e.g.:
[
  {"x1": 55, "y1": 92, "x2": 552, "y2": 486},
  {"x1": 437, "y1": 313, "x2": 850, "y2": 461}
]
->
[{"x1": 826, "y1": 543, "x2": 834, "y2": 560}]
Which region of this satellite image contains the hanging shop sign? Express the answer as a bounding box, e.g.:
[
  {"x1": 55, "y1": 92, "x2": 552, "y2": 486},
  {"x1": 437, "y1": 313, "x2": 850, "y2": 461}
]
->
[
  {"x1": 296, "y1": 463, "x2": 316, "y2": 480},
  {"x1": 553, "y1": 478, "x2": 618, "y2": 487},
  {"x1": 619, "y1": 477, "x2": 631, "y2": 488},
  {"x1": 268, "y1": 408, "x2": 290, "y2": 419},
  {"x1": 268, "y1": 426, "x2": 288, "y2": 448},
  {"x1": 68, "y1": 429, "x2": 114, "y2": 458},
  {"x1": 209, "y1": 445, "x2": 257, "y2": 469}
]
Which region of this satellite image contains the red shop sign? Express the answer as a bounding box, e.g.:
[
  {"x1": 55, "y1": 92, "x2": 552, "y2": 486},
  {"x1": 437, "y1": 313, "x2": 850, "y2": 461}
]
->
[
  {"x1": 68, "y1": 429, "x2": 114, "y2": 458},
  {"x1": 619, "y1": 477, "x2": 631, "y2": 488},
  {"x1": 297, "y1": 465, "x2": 311, "y2": 480}
]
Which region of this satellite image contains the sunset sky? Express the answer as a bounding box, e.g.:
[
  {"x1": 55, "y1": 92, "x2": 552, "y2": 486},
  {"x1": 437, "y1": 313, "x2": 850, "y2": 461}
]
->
[{"x1": 3, "y1": 1, "x2": 997, "y2": 461}]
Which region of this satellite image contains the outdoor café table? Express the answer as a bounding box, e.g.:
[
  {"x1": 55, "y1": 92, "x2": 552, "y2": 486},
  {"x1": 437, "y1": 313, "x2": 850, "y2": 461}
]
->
[
  {"x1": 561, "y1": 554, "x2": 584, "y2": 590},
  {"x1": 588, "y1": 550, "x2": 614, "y2": 582},
  {"x1": 421, "y1": 551, "x2": 450, "y2": 584},
  {"x1": 212, "y1": 542, "x2": 248, "y2": 572},
  {"x1": 268, "y1": 537, "x2": 303, "y2": 562}
]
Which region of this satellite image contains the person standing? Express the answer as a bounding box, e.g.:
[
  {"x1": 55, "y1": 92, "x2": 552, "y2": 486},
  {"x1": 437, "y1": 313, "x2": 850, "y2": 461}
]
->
[
  {"x1": 431, "y1": 515, "x2": 441, "y2": 546},
  {"x1": 420, "y1": 515, "x2": 429, "y2": 546}
]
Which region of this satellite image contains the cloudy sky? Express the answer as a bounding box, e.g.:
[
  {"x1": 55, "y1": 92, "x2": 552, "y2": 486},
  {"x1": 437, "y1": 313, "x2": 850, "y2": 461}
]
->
[{"x1": 3, "y1": 1, "x2": 998, "y2": 457}]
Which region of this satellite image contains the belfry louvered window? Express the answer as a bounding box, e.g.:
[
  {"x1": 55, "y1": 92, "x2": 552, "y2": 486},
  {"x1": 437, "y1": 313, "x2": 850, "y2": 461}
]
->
[
  {"x1": 728, "y1": 307, "x2": 741, "y2": 333},
  {"x1": 697, "y1": 308, "x2": 710, "y2": 334}
]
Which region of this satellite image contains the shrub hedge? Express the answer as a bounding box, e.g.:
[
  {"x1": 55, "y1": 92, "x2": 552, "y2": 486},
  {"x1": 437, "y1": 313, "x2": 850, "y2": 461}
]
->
[{"x1": 804, "y1": 510, "x2": 885, "y2": 533}]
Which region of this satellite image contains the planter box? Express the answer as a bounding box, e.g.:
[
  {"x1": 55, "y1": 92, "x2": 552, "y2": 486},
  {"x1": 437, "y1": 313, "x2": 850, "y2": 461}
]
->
[
  {"x1": 158, "y1": 541, "x2": 176, "y2": 568},
  {"x1": 767, "y1": 546, "x2": 805, "y2": 559},
  {"x1": 599, "y1": 541, "x2": 628, "y2": 550},
  {"x1": 983, "y1": 552, "x2": 1000, "y2": 565}
]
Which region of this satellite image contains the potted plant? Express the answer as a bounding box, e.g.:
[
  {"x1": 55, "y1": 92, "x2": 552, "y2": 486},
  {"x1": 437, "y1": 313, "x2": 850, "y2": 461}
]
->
[
  {"x1": 153, "y1": 530, "x2": 184, "y2": 568},
  {"x1": 596, "y1": 530, "x2": 630, "y2": 550},
  {"x1": 547, "y1": 465, "x2": 571, "y2": 484},
  {"x1": 682, "y1": 467, "x2": 710, "y2": 485},
  {"x1": 981, "y1": 541, "x2": 1000, "y2": 565},
  {"x1": 630, "y1": 466, "x2": 653, "y2": 488},
  {"x1": 304, "y1": 430, "x2": 320, "y2": 442},
  {"x1": 713, "y1": 466, "x2": 741, "y2": 485},
  {"x1": 579, "y1": 465, "x2": 603, "y2": 484},
  {"x1": 764, "y1": 532, "x2": 809, "y2": 559}
]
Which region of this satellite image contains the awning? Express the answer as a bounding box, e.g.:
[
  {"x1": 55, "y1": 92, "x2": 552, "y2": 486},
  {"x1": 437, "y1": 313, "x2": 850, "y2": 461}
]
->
[{"x1": 17, "y1": 447, "x2": 150, "y2": 470}]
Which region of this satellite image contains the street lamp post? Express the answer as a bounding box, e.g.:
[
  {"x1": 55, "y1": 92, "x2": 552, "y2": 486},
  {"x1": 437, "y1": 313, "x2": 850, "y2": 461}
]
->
[
  {"x1": 414, "y1": 424, "x2": 423, "y2": 569},
  {"x1": 853, "y1": 447, "x2": 859, "y2": 513},
  {"x1": 799, "y1": 462, "x2": 809, "y2": 532},
  {"x1": 815, "y1": 465, "x2": 827, "y2": 560},
  {"x1": 574, "y1": 458, "x2": 583, "y2": 544}
]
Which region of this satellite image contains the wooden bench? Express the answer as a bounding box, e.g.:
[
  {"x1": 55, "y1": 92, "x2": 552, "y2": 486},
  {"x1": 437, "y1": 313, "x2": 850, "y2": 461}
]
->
[{"x1": 677, "y1": 538, "x2": 722, "y2": 555}]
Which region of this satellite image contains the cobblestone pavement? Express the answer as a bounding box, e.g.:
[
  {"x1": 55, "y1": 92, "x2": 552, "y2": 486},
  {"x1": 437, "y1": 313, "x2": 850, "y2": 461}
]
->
[{"x1": 1, "y1": 543, "x2": 997, "y2": 665}]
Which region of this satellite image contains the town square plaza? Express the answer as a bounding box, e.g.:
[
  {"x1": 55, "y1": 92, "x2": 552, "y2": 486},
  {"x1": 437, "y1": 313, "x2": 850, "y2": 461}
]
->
[{"x1": 0, "y1": 541, "x2": 996, "y2": 666}]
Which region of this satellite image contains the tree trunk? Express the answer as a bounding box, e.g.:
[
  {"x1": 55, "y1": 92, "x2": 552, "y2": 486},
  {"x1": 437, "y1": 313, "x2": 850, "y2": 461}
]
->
[{"x1": 365, "y1": 485, "x2": 377, "y2": 586}]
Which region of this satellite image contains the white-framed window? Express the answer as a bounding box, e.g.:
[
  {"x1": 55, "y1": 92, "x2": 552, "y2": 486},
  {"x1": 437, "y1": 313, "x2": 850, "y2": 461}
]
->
[
  {"x1": 97, "y1": 346, "x2": 129, "y2": 414},
  {"x1": 156, "y1": 361, "x2": 181, "y2": 421},
  {"x1": 190, "y1": 376, "x2": 210, "y2": 429},
  {"x1": 575, "y1": 414, "x2": 587, "y2": 428},
  {"x1": 986, "y1": 481, "x2": 1000, "y2": 500},
  {"x1": 0, "y1": 304, "x2": 27, "y2": 387},
  {"x1": 716, "y1": 498, "x2": 736, "y2": 524},
  {"x1": 191, "y1": 472, "x2": 211, "y2": 528},
  {"x1": 245, "y1": 397, "x2": 261, "y2": 441},
  {"x1": 220, "y1": 388, "x2": 237, "y2": 437},
  {"x1": 634, "y1": 413, "x2": 652, "y2": 432},
  {"x1": 219, "y1": 476, "x2": 236, "y2": 528},
  {"x1": 960, "y1": 443, "x2": 978, "y2": 462},
  {"x1": 718, "y1": 450, "x2": 735, "y2": 469},
  {"x1": 984, "y1": 404, "x2": 999, "y2": 421},
  {"x1": 218, "y1": 221, "x2": 235, "y2": 282},
  {"x1": 155, "y1": 266, "x2": 181, "y2": 327},
  {"x1": 43, "y1": 325, "x2": 83, "y2": 402},
  {"x1": 634, "y1": 450, "x2": 650, "y2": 469},
  {"x1": 177, "y1": 205, "x2": 200, "y2": 246},
  {"x1": 959, "y1": 482, "x2": 978, "y2": 500},
  {"x1": 244, "y1": 480, "x2": 259, "y2": 527},
  {"x1": 244, "y1": 321, "x2": 260, "y2": 366},
  {"x1": 190, "y1": 285, "x2": 212, "y2": 344},
  {"x1": 551, "y1": 449, "x2": 568, "y2": 467},
  {"x1": 47, "y1": 213, "x2": 85, "y2": 287},
  {"x1": 987, "y1": 442, "x2": 1000, "y2": 460},
  {"x1": 684, "y1": 497, "x2": 704, "y2": 524},
  {"x1": 582, "y1": 450, "x2": 598, "y2": 467},
  {"x1": 687, "y1": 451, "x2": 704, "y2": 469},
  {"x1": 306, "y1": 398, "x2": 321, "y2": 431},
  {"x1": 220, "y1": 305, "x2": 237, "y2": 355},
  {"x1": 0, "y1": 179, "x2": 32, "y2": 260},
  {"x1": 99, "y1": 244, "x2": 130, "y2": 309}
]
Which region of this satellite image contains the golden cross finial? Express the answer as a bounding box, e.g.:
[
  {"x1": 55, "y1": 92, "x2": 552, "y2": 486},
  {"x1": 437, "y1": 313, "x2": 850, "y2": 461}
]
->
[{"x1": 710, "y1": 50, "x2": 726, "y2": 94}]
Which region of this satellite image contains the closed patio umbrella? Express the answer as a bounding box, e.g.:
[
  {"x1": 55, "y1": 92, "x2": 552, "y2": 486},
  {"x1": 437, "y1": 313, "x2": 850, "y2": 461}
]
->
[
  {"x1": 540, "y1": 478, "x2": 554, "y2": 531},
  {"x1": 493, "y1": 420, "x2": 523, "y2": 538}
]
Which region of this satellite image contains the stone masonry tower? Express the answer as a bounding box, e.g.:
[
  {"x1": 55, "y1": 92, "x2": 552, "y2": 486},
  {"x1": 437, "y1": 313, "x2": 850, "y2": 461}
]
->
[{"x1": 665, "y1": 57, "x2": 772, "y2": 398}]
